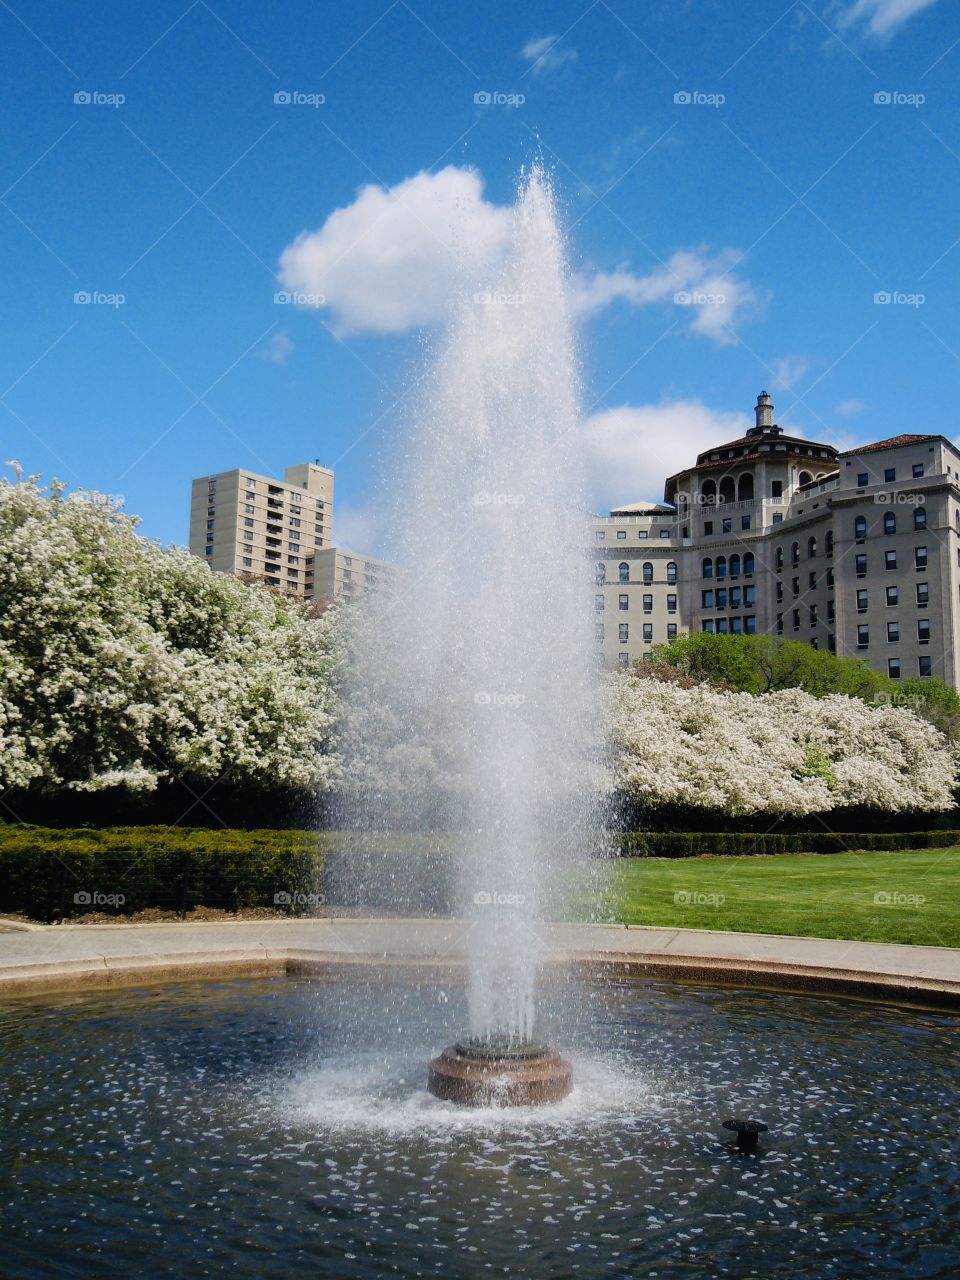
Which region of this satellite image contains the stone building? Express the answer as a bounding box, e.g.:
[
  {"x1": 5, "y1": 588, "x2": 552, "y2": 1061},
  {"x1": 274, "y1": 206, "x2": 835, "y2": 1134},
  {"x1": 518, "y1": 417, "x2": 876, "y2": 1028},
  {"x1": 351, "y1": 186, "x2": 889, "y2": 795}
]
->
[{"x1": 594, "y1": 392, "x2": 960, "y2": 687}]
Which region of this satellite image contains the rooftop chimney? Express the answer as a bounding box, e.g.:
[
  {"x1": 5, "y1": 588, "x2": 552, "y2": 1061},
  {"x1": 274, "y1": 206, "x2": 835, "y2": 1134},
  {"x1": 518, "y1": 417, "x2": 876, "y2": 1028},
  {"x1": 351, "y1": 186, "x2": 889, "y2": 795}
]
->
[{"x1": 755, "y1": 391, "x2": 774, "y2": 430}]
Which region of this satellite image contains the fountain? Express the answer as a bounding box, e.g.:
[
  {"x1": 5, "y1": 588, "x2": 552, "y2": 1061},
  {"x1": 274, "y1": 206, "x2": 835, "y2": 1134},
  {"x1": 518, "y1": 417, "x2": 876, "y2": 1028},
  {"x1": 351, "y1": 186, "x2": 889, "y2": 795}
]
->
[{"x1": 337, "y1": 167, "x2": 599, "y2": 1105}]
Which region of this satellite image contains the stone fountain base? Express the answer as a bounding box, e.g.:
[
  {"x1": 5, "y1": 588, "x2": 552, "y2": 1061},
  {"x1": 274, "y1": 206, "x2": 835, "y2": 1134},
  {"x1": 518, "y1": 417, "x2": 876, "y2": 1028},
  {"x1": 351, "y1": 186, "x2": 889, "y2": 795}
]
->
[{"x1": 427, "y1": 1037, "x2": 573, "y2": 1107}]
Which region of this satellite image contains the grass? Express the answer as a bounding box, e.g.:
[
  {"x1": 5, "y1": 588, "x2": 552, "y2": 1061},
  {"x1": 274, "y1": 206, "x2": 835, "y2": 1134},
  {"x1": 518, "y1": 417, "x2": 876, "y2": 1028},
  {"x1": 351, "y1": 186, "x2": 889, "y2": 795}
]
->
[{"x1": 554, "y1": 847, "x2": 960, "y2": 949}]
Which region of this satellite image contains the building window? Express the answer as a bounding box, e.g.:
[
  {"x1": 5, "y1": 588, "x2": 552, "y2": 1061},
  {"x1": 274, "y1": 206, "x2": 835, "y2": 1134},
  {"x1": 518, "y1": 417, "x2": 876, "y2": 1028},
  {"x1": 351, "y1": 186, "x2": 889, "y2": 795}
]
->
[
  {"x1": 667, "y1": 594, "x2": 677, "y2": 613},
  {"x1": 717, "y1": 618, "x2": 729, "y2": 635},
  {"x1": 857, "y1": 590, "x2": 868, "y2": 612},
  {"x1": 855, "y1": 554, "x2": 867, "y2": 577},
  {"x1": 772, "y1": 513, "x2": 783, "y2": 524},
  {"x1": 914, "y1": 507, "x2": 927, "y2": 530},
  {"x1": 715, "y1": 556, "x2": 727, "y2": 579},
  {"x1": 731, "y1": 617, "x2": 743, "y2": 635},
  {"x1": 887, "y1": 621, "x2": 899, "y2": 642},
  {"x1": 775, "y1": 547, "x2": 784, "y2": 572},
  {"x1": 809, "y1": 571, "x2": 817, "y2": 590},
  {"x1": 776, "y1": 613, "x2": 784, "y2": 634},
  {"x1": 704, "y1": 521, "x2": 713, "y2": 536},
  {"x1": 703, "y1": 620, "x2": 715, "y2": 633},
  {"x1": 716, "y1": 588, "x2": 727, "y2": 608},
  {"x1": 792, "y1": 609, "x2": 800, "y2": 631},
  {"x1": 595, "y1": 594, "x2": 605, "y2": 612},
  {"x1": 242, "y1": 556, "x2": 252, "y2": 568},
  {"x1": 621, "y1": 624, "x2": 631, "y2": 643},
  {"x1": 290, "y1": 518, "x2": 301, "y2": 528},
  {"x1": 617, "y1": 530, "x2": 626, "y2": 540},
  {"x1": 917, "y1": 582, "x2": 929, "y2": 606},
  {"x1": 619, "y1": 594, "x2": 629, "y2": 610},
  {"x1": 884, "y1": 468, "x2": 896, "y2": 483},
  {"x1": 826, "y1": 568, "x2": 835, "y2": 588},
  {"x1": 596, "y1": 531, "x2": 606, "y2": 541},
  {"x1": 886, "y1": 585, "x2": 898, "y2": 605},
  {"x1": 776, "y1": 581, "x2": 784, "y2": 603},
  {"x1": 792, "y1": 577, "x2": 800, "y2": 598},
  {"x1": 640, "y1": 562, "x2": 651, "y2": 583},
  {"x1": 244, "y1": 518, "x2": 254, "y2": 528},
  {"x1": 618, "y1": 562, "x2": 630, "y2": 584},
  {"x1": 918, "y1": 619, "x2": 931, "y2": 644},
  {"x1": 744, "y1": 615, "x2": 756, "y2": 634},
  {"x1": 204, "y1": 546, "x2": 213, "y2": 556},
  {"x1": 207, "y1": 506, "x2": 215, "y2": 517},
  {"x1": 827, "y1": 600, "x2": 835, "y2": 623},
  {"x1": 659, "y1": 530, "x2": 670, "y2": 540},
  {"x1": 883, "y1": 512, "x2": 896, "y2": 534},
  {"x1": 888, "y1": 658, "x2": 901, "y2": 679},
  {"x1": 730, "y1": 587, "x2": 741, "y2": 608},
  {"x1": 667, "y1": 623, "x2": 678, "y2": 639},
  {"x1": 721, "y1": 518, "x2": 732, "y2": 534},
  {"x1": 915, "y1": 546, "x2": 928, "y2": 570},
  {"x1": 666, "y1": 561, "x2": 677, "y2": 583},
  {"x1": 702, "y1": 590, "x2": 714, "y2": 608},
  {"x1": 643, "y1": 594, "x2": 653, "y2": 613},
  {"x1": 919, "y1": 656, "x2": 932, "y2": 678},
  {"x1": 596, "y1": 562, "x2": 606, "y2": 584},
  {"x1": 826, "y1": 531, "x2": 833, "y2": 557},
  {"x1": 741, "y1": 515, "x2": 751, "y2": 531},
  {"x1": 809, "y1": 605, "x2": 817, "y2": 628},
  {"x1": 885, "y1": 549, "x2": 897, "y2": 570},
  {"x1": 618, "y1": 652, "x2": 630, "y2": 666},
  {"x1": 828, "y1": 634, "x2": 836, "y2": 653},
  {"x1": 595, "y1": 624, "x2": 604, "y2": 642},
  {"x1": 206, "y1": 519, "x2": 214, "y2": 530},
  {"x1": 745, "y1": 585, "x2": 756, "y2": 606},
  {"x1": 791, "y1": 542, "x2": 800, "y2": 566},
  {"x1": 912, "y1": 463, "x2": 924, "y2": 478},
  {"x1": 771, "y1": 480, "x2": 783, "y2": 498},
  {"x1": 854, "y1": 516, "x2": 866, "y2": 540},
  {"x1": 641, "y1": 623, "x2": 652, "y2": 642},
  {"x1": 729, "y1": 554, "x2": 741, "y2": 577},
  {"x1": 857, "y1": 472, "x2": 869, "y2": 487},
  {"x1": 808, "y1": 536, "x2": 817, "y2": 557},
  {"x1": 743, "y1": 553, "x2": 755, "y2": 575},
  {"x1": 857, "y1": 624, "x2": 869, "y2": 649},
  {"x1": 206, "y1": 533, "x2": 214, "y2": 544}
]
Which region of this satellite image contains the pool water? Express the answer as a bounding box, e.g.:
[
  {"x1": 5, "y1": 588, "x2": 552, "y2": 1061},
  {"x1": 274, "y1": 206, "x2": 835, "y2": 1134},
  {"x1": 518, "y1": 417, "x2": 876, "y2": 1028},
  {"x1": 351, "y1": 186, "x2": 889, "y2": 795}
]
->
[{"x1": 1, "y1": 974, "x2": 958, "y2": 1278}]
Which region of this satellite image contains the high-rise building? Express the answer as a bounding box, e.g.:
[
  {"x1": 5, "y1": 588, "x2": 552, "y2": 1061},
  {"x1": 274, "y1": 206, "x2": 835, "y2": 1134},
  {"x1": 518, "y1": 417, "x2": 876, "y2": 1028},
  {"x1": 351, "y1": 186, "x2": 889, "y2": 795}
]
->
[
  {"x1": 594, "y1": 391, "x2": 960, "y2": 687},
  {"x1": 308, "y1": 545, "x2": 394, "y2": 603},
  {"x1": 189, "y1": 461, "x2": 332, "y2": 598}
]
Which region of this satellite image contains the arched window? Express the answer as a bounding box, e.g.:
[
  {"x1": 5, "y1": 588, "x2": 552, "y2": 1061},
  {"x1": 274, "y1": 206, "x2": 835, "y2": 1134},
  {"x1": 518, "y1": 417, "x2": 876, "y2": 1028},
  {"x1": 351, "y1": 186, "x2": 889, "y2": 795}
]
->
[
  {"x1": 719, "y1": 476, "x2": 736, "y2": 505},
  {"x1": 808, "y1": 535, "x2": 817, "y2": 558},
  {"x1": 702, "y1": 557, "x2": 714, "y2": 579},
  {"x1": 798, "y1": 470, "x2": 813, "y2": 487},
  {"x1": 743, "y1": 552, "x2": 755, "y2": 576},
  {"x1": 620, "y1": 562, "x2": 631, "y2": 583},
  {"x1": 884, "y1": 512, "x2": 896, "y2": 534},
  {"x1": 701, "y1": 479, "x2": 716, "y2": 506},
  {"x1": 775, "y1": 546, "x2": 784, "y2": 572},
  {"x1": 737, "y1": 473, "x2": 754, "y2": 501},
  {"x1": 729, "y1": 554, "x2": 741, "y2": 577},
  {"x1": 715, "y1": 555, "x2": 727, "y2": 578},
  {"x1": 914, "y1": 507, "x2": 927, "y2": 530},
  {"x1": 854, "y1": 516, "x2": 866, "y2": 539},
  {"x1": 666, "y1": 561, "x2": 677, "y2": 584},
  {"x1": 826, "y1": 530, "x2": 834, "y2": 557},
  {"x1": 641, "y1": 562, "x2": 653, "y2": 583},
  {"x1": 596, "y1": 562, "x2": 606, "y2": 584},
  {"x1": 791, "y1": 542, "x2": 799, "y2": 567}
]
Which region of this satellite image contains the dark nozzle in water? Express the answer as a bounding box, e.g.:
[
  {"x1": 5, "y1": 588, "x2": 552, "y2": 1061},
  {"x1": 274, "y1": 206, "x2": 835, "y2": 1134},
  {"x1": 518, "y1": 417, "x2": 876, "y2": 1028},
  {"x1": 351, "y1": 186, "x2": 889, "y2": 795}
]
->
[{"x1": 723, "y1": 1118, "x2": 769, "y2": 1152}]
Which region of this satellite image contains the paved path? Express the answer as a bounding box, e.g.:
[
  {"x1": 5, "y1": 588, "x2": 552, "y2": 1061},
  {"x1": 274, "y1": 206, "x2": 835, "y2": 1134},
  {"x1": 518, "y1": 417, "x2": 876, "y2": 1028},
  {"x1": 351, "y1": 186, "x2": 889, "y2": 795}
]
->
[{"x1": 0, "y1": 917, "x2": 958, "y2": 1004}]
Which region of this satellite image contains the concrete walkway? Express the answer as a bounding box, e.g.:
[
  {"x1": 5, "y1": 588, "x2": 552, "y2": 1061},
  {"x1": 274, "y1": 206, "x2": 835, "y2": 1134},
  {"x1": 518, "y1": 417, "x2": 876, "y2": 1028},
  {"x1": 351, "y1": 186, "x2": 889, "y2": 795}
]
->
[{"x1": 0, "y1": 917, "x2": 959, "y2": 1005}]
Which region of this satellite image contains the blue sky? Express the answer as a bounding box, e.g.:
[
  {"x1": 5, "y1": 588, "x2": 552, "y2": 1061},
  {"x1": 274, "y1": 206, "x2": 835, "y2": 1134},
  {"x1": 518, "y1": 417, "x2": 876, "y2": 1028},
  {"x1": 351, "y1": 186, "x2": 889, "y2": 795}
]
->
[{"x1": 1, "y1": 0, "x2": 958, "y2": 550}]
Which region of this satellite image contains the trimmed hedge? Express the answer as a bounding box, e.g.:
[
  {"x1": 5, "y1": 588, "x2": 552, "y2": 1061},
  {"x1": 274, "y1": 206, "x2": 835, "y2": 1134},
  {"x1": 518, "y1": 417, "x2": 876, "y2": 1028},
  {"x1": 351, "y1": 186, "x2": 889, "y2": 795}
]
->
[
  {"x1": 610, "y1": 830, "x2": 960, "y2": 857},
  {"x1": 1, "y1": 824, "x2": 958, "y2": 921}
]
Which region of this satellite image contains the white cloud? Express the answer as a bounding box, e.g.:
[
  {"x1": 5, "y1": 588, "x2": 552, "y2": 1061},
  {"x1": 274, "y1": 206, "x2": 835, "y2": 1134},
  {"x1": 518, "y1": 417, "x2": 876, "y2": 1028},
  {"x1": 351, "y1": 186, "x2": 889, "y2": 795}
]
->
[
  {"x1": 521, "y1": 34, "x2": 578, "y2": 75},
  {"x1": 258, "y1": 330, "x2": 294, "y2": 365},
  {"x1": 770, "y1": 356, "x2": 809, "y2": 390},
  {"x1": 279, "y1": 168, "x2": 766, "y2": 345},
  {"x1": 580, "y1": 398, "x2": 755, "y2": 511},
  {"x1": 572, "y1": 249, "x2": 767, "y2": 346},
  {"x1": 835, "y1": 398, "x2": 866, "y2": 416},
  {"x1": 837, "y1": 0, "x2": 940, "y2": 38},
  {"x1": 278, "y1": 166, "x2": 511, "y2": 337}
]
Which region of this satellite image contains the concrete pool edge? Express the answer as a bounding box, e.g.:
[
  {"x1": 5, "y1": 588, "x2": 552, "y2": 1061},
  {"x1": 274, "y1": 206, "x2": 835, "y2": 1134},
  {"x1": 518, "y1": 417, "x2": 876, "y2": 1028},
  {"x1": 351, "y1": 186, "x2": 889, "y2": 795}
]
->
[{"x1": 0, "y1": 918, "x2": 959, "y2": 1006}]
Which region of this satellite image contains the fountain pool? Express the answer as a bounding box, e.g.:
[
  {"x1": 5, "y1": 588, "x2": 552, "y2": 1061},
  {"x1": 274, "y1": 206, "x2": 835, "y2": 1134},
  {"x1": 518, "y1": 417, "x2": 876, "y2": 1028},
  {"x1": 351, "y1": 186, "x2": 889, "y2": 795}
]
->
[{"x1": 2, "y1": 971, "x2": 959, "y2": 1278}]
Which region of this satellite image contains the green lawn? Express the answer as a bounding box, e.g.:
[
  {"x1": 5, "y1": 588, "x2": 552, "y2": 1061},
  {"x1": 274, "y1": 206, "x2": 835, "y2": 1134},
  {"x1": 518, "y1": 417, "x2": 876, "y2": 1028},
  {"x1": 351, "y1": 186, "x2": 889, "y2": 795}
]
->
[{"x1": 552, "y1": 847, "x2": 960, "y2": 948}]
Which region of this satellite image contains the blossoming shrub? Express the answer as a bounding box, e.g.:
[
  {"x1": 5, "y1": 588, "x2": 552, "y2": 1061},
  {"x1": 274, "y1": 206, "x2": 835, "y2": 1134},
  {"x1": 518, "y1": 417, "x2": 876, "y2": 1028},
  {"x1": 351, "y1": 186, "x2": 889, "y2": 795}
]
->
[
  {"x1": 0, "y1": 473, "x2": 341, "y2": 796},
  {"x1": 606, "y1": 674, "x2": 958, "y2": 816}
]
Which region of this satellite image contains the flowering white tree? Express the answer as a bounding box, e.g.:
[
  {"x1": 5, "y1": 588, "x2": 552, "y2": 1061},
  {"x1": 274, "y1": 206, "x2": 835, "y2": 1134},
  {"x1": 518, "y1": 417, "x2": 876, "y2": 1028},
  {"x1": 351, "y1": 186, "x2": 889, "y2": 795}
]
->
[
  {"x1": 605, "y1": 673, "x2": 957, "y2": 815},
  {"x1": 0, "y1": 471, "x2": 341, "y2": 794}
]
